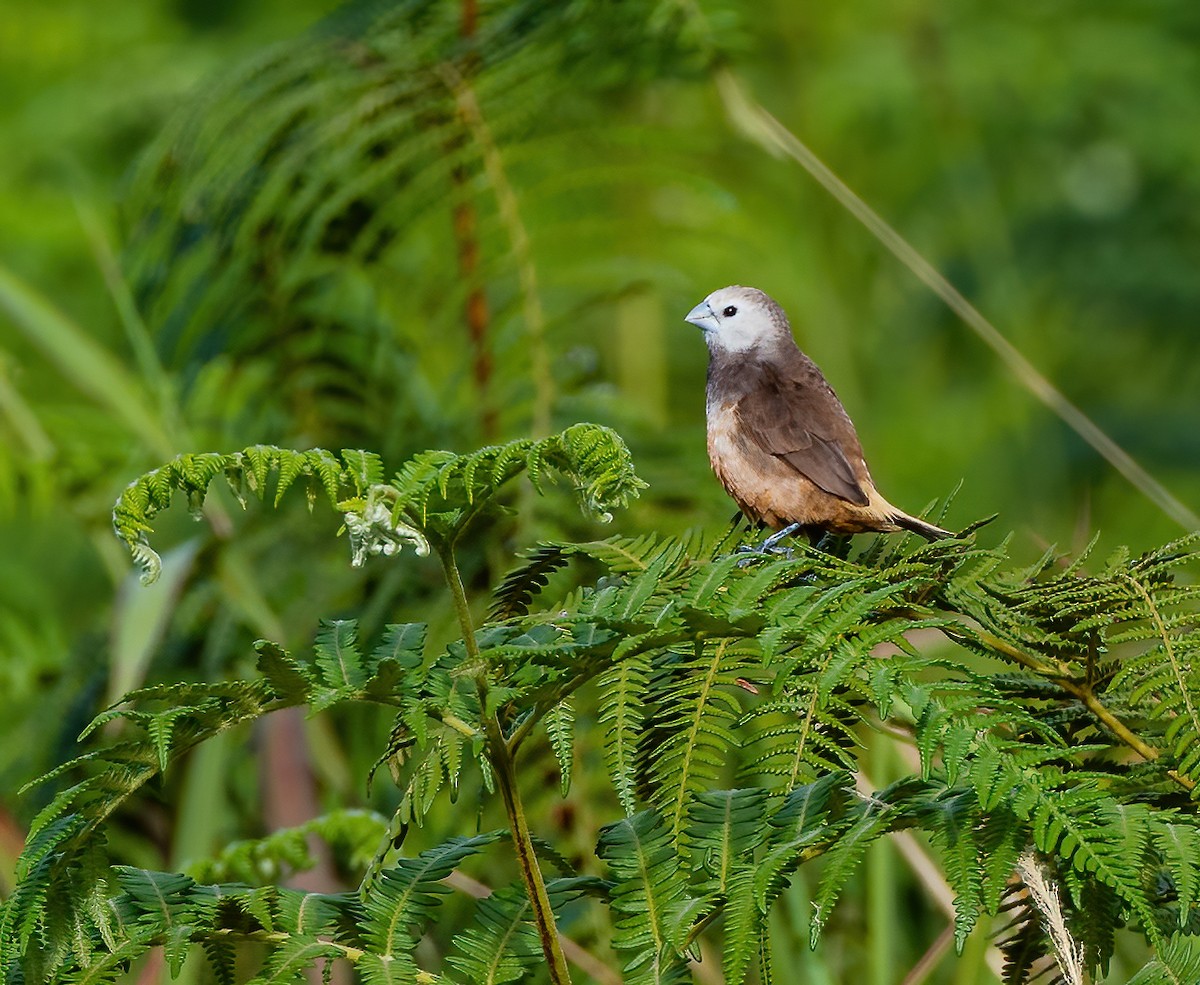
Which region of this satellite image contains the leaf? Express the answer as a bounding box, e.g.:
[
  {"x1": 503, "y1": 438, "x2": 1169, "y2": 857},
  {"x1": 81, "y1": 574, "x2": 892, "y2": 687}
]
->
[
  {"x1": 446, "y1": 877, "x2": 605, "y2": 984},
  {"x1": 810, "y1": 801, "x2": 891, "y2": 947},
  {"x1": 313, "y1": 618, "x2": 364, "y2": 690},
  {"x1": 361, "y1": 831, "x2": 505, "y2": 960},
  {"x1": 597, "y1": 810, "x2": 696, "y2": 984},
  {"x1": 1126, "y1": 935, "x2": 1200, "y2": 985},
  {"x1": 686, "y1": 789, "x2": 769, "y2": 983},
  {"x1": 598, "y1": 652, "x2": 651, "y2": 816},
  {"x1": 753, "y1": 772, "x2": 849, "y2": 913},
  {"x1": 544, "y1": 700, "x2": 575, "y2": 796}
]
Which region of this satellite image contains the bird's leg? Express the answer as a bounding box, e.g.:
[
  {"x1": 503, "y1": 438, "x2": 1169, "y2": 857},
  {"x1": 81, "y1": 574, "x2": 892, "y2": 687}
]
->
[
  {"x1": 761, "y1": 522, "x2": 805, "y2": 552},
  {"x1": 734, "y1": 521, "x2": 805, "y2": 563}
]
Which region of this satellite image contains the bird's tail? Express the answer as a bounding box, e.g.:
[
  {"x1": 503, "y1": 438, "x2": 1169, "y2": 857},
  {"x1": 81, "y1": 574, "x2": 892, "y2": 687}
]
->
[{"x1": 891, "y1": 512, "x2": 953, "y2": 541}]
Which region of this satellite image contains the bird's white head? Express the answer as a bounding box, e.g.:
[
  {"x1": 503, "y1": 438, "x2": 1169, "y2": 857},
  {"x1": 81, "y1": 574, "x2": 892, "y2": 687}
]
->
[{"x1": 683, "y1": 285, "x2": 790, "y2": 354}]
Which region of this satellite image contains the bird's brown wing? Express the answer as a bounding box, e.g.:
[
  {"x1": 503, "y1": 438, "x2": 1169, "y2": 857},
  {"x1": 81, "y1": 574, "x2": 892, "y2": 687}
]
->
[{"x1": 736, "y1": 371, "x2": 871, "y2": 507}]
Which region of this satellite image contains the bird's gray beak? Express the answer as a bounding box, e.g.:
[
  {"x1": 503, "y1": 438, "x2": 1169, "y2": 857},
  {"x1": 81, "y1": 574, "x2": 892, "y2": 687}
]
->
[{"x1": 684, "y1": 300, "x2": 718, "y2": 333}]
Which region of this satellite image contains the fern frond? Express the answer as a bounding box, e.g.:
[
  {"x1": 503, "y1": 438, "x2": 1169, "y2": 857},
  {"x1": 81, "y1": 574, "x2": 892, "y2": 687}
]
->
[
  {"x1": 1127, "y1": 934, "x2": 1200, "y2": 985},
  {"x1": 189, "y1": 810, "x2": 389, "y2": 885},
  {"x1": 685, "y1": 788, "x2": 769, "y2": 983},
  {"x1": 112, "y1": 444, "x2": 429, "y2": 584},
  {"x1": 649, "y1": 639, "x2": 754, "y2": 840},
  {"x1": 986, "y1": 754, "x2": 1161, "y2": 944},
  {"x1": 598, "y1": 652, "x2": 651, "y2": 816},
  {"x1": 544, "y1": 700, "x2": 575, "y2": 796},
  {"x1": 922, "y1": 788, "x2": 985, "y2": 949},
  {"x1": 1150, "y1": 817, "x2": 1200, "y2": 930},
  {"x1": 361, "y1": 830, "x2": 505, "y2": 970},
  {"x1": 995, "y1": 883, "x2": 1060, "y2": 985},
  {"x1": 490, "y1": 543, "x2": 571, "y2": 620},
  {"x1": 809, "y1": 798, "x2": 891, "y2": 947},
  {"x1": 977, "y1": 805, "x2": 1028, "y2": 916},
  {"x1": 112, "y1": 868, "x2": 220, "y2": 967},
  {"x1": 597, "y1": 810, "x2": 697, "y2": 984},
  {"x1": 445, "y1": 876, "x2": 605, "y2": 984},
  {"x1": 114, "y1": 426, "x2": 643, "y2": 583},
  {"x1": 753, "y1": 772, "x2": 850, "y2": 914},
  {"x1": 242, "y1": 937, "x2": 344, "y2": 985}
]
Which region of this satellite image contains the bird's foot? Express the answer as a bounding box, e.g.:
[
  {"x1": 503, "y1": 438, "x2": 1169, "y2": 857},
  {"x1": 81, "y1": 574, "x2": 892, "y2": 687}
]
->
[
  {"x1": 732, "y1": 522, "x2": 804, "y2": 566},
  {"x1": 734, "y1": 543, "x2": 795, "y2": 566},
  {"x1": 761, "y1": 523, "x2": 804, "y2": 551}
]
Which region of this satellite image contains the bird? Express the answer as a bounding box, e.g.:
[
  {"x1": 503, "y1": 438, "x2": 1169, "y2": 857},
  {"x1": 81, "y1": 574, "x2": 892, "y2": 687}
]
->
[{"x1": 684, "y1": 285, "x2": 951, "y2": 545}]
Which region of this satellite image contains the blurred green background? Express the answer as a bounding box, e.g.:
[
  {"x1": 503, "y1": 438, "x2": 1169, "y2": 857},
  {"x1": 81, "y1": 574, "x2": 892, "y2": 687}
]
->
[{"x1": 2, "y1": 0, "x2": 1197, "y2": 981}]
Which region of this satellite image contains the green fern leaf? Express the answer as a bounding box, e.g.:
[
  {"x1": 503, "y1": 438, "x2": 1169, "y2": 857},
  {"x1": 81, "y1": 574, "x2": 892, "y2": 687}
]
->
[
  {"x1": 272, "y1": 448, "x2": 309, "y2": 508},
  {"x1": 597, "y1": 810, "x2": 696, "y2": 984},
  {"x1": 274, "y1": 891, "x2": 345, "y2": 937},
  {"x1": 598, "y1": 653, "x2": 651, "y2": 816},
  {"x1": 243, "y1": 937, "x2": 344, "y2": 985},
  {"x1": 1127, "y1": 934, "x2": 1200, "y2": 985},
  {"x1": 753, "y1": 772, "x2": 848, "y2": 913},
  {"x1": 976, "y1": 805, "x2": 1026, "y2": 915},
  {"x1": 202, "y1": 938, "x2": 238, "y2": 985},
  {"x1": 489, "y1": 543, "x2": 571, "y2": 620},
  {"x1": 255, "y1": 641, "x2": 317, "y2": 703},
  {"x1": 313, "y1": 618, "x2": 365, "y2": 691},
  {"x1": 361, "y1": 831, "x2": 505, "y2": 962},
  {"x1": 0, "y1": 815, "x2": 82, "y2": 964},
  {"x1": 544, "y1": 700, "x2": 575, "y2": 796},
  {"x1": 922, "y1": 788, "x2": 984, "y2": 949},
  {"x1": 686, "y1": 788, "x2": 769, "y2": 983},
  {"x1": 446, "y1": 876, "x2": 605, "y2": 984},
  {"x1": 651, "y1": 639, "x2": 752, "y2": 840},
  {"x1": 369, "y1": 623, "x2": 427, "y2": 668},
  {"x1": 112, "y1": 867, "x2": 201, "y2": 938},
  {"x1": 810, "y1": 800, "x2": 891, "y2": 947},
  {"x1": 57, "y1": 940, "x2": 152, "y2": 985},
  {"x1": 1002, "y1": 765, "x2": 1160, "y2": 944},
  {"x1": 1152, "y1": 819, "x2": 1200, "y2": 929}
]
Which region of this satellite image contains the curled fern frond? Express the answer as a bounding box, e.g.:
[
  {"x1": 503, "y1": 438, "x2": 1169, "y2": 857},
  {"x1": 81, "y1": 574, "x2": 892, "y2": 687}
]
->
[
  {"x1": 188, "y1": 809, "x2": 389, "y2": 886},
  {"x1": 113, "y1": 425, "x2": 644, "y2": 583},
  {"x1": 112, "y1": 444, "x2": 424, "y2": 585}
]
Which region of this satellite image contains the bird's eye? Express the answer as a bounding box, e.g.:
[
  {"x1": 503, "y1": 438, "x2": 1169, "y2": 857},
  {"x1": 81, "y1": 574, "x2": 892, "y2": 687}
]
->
[{"x1": 722, "y1": 305, "x2": 738, "y2": 317}]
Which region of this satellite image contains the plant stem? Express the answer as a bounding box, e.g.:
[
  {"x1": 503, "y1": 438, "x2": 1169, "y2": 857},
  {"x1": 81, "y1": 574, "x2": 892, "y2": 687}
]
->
[
  {"x1": 937, "y1": 621, "x2": 1196, "y2": 793},
  {"x1": 487, "y1": 716, "x2": 573, "y2": 983},
  {"x1": 440, "y1": 545, "x2": 483, "y2": 666},
  {"x1": 437, "y1": 542, "x2": 573, "y2": 983}
]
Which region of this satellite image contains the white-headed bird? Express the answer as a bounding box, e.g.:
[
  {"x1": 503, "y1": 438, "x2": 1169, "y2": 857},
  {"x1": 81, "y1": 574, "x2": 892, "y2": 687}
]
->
[{"x1": 685, "y1": 285, "x2": 950, "y2": 543}]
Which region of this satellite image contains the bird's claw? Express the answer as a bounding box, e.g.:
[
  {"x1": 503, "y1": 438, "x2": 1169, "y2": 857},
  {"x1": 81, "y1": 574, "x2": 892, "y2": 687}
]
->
[{"x1": 733, "y1": 543, "x2": 795, "y2": 567}]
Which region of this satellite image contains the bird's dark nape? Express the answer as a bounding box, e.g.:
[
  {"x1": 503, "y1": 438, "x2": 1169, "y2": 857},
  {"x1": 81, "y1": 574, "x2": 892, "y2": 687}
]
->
[{"x1": 892, "y1": 513, "x2": 953, "y2": 541}]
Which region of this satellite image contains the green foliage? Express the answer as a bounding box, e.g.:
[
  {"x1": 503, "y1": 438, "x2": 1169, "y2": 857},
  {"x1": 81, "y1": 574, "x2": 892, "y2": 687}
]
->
[
  {"x1": 112, "y1": 423, "x2": 645, "y2": 584},
  {"x1": 7, "y1": 1, "x2": 1200, "y2": 982},
  {"x1": 6, "y1": 426, "x2": 1200, "y2": 983}
]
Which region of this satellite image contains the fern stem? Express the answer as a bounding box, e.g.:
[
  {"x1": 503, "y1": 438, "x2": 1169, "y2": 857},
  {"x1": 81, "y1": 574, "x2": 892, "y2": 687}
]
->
[
  {"x1": 440, "y1": 546, "x2": 483, "y2": 666},
  {"x1": 939, "y1": 622, "x2": 1070, "y2": 677},
  {"x1": 437, "y1": 541, "x2": 572, "y2": 982},
  {"x1": 1054, "y1": 678, "x2": 1193, "y2": 792},
  {"x1": 939, "y1": 622, "x2": 1196, "y2": 792},
  {"x1": 487, "y1": 715, "x2": 574, "y2": 983},
  {"x1": 207, "y1": 927, "x2": 365, "y2": 961},
  {"x1": 440, "y1": 712, "x2": 481, "y2": 739}
]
